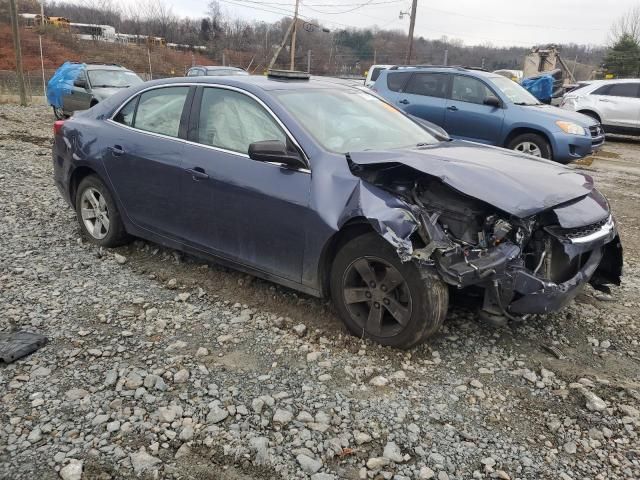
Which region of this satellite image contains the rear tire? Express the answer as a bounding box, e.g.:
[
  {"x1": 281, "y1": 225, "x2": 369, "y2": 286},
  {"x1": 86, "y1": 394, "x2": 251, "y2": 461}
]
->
[
  {"x1": 53, "y1": 106, "x2": 65, "y2": 120},
  {"x1": 507, "y1": 133, "x2": 552, "y2": 160},
  {"x1": 75, "y1": 175, "x2": 130, "y2": 247},
  {"x1": 330, "y1": 232, "x2": 448, "y2": 349}
]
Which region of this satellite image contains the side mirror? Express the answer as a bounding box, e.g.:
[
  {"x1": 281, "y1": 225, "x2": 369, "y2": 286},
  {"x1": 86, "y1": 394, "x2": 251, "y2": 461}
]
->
[
  {"x1": 248, "y1": 140, "x2": 306, "y2": 170},
  {"x1": 483, "y1": 95, "x2": 501, "y2": 108},
  {"x1": 74, "y1": 78, "x2": 87, "y2": 89}
]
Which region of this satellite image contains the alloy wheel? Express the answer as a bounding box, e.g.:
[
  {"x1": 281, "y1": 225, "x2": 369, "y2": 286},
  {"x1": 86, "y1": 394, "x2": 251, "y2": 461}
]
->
[
  {"x1": 514, "y1": 141, "x2": 542, "y2": 157},
  {"x1": 341, "y1": 256, "x2": 413, "y2": 338},
  {"x1": 80, "y1": 187, "x2": 110, "y2": 239}
]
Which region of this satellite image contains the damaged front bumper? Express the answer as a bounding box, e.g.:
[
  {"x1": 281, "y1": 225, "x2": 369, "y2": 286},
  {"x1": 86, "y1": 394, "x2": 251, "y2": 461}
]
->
[
  {"x1": 508, "y1": 246, "x2": 602, "y2": 314},
  {"x1": 431, "y1": 215, "x2": 622, "y2": 319}
]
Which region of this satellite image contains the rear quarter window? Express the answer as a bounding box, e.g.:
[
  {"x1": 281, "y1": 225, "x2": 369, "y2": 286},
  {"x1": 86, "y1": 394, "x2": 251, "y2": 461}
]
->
[{"x1": 386, "y1": 72, "x2": 411, "y2": 92}]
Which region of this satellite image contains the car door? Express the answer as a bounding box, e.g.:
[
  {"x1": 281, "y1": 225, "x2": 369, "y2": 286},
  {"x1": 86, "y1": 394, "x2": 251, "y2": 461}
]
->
[
  {"x1": 63, "y1": 69, "x2": 92, "y2": 112},
  {"x1": 394, "y1": 72, "x2": 451, "y2": 126},
  {"x1": 443, "y1": 74, "x2": 505, "y2": 144},
  {"x1": 105, "y1": 85, "x2": 193, "y2": 238},
  {"x1": 179, "y1": 86, "x2": 311, "y2": 282},
  {"x1": 590, "y1": 82, "x2": 640, "y2": 130}
]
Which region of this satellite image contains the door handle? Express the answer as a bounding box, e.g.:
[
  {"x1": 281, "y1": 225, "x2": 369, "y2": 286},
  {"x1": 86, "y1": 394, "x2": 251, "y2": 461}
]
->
[
  {"x1": 398, "y1": 99, "x2": 410, "y2": 105},
  {"x1": 185, "y1": 167, "x2": 209, "y2": 181},
  {"x1": 447, "y1": 105, "x2": 458, "y2": 111},
  {"x1": 109, "y1": 145, "x2": 125, "y2": 156}
]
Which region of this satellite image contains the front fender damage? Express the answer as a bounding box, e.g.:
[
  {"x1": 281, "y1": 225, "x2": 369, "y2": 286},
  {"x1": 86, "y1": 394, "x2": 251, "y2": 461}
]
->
[
  {"x1": 342, "y1": 154, "x2": 623, "y2": 322},
  {"x1": 340, "y1": 180, "x2": 419, "y2": 261}
]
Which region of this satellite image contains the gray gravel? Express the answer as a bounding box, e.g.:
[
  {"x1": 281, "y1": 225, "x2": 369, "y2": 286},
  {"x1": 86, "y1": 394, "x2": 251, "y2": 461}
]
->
[{"x1": 1, "y1": 105, "x2": 639, "y2": 479}]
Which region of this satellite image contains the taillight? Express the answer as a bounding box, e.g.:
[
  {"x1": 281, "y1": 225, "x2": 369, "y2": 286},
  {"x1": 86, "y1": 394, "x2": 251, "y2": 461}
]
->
[{"x1": 53, "y1": 120, "x2": 65, "y2": 136}]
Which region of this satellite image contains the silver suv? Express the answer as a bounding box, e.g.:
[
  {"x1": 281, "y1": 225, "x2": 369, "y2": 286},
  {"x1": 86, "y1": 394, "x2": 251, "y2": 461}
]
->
[
  {"x1": 51, "y1": 63, "x2": 143, "y2": 119},
  {"x1": 560, "y1": 79, "x2": 640, "y2": 135}
]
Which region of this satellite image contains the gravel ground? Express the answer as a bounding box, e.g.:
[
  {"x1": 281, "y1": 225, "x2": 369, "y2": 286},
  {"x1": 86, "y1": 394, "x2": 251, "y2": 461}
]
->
[{"x1": 1, "y1": 104, "x2": 639, "y2": 480}]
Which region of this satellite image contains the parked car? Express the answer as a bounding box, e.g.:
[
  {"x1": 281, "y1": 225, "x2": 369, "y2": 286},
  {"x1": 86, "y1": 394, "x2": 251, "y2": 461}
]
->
[
  {"x1": 52, "y1": 73, "x2": 622, "y2": 348},
  {"x1": 373, "y1": 66, "x2": 604, "y2": 163},
  {"x1": 560, "y1": 79, "x2": 640, "y2": 135},
  {"x1": 365, "y1": 64, "x2": 393, "y2": 87},
  {"x1": 493, "y1": 69, "x2": 523, "y2": 83},
  {"x1": 48, "y1": 63, "x2": 143, "y2": 119},
  {"x1": 186, "y1": 65, "x2": 249, "y2": 77}
]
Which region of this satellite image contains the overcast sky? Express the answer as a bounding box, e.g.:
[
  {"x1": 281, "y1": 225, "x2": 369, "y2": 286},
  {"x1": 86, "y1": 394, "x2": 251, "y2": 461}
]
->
[{"x1": 129, "y1": 0, "x2": 637, "y2": 47}]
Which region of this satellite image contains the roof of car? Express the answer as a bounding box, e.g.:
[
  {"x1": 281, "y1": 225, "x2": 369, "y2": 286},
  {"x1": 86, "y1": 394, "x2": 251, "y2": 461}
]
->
[
  {"x1": 139, "y1": 74, "x2": 356, "y2": 92},
  {"x1": 190, "y1": 65, "x2": 246, "y2": 71},
  {"x1": 84, "y1": 63, "x2": 131, "y2": 71},
  {"x1": 385, "y1": 65, "x2": 497, "y2": 78},
  {"x1": 587, "y1": 78, "x2": 640, "y2": 84}
]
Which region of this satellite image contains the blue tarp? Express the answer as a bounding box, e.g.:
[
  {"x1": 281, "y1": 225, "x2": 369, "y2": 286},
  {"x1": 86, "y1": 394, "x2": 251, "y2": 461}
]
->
[
  {"x1": 46, "y1": 62, "x2": 85, "y2": 108},
  {"x1": 521, "y1": 75, "x2": 554, "y2": 103}
]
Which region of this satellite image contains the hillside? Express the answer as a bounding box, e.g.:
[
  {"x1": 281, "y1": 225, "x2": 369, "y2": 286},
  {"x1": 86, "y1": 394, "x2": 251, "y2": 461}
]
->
[{"x1": 0, "y1": 25, "x2": 214, "y2": 76}]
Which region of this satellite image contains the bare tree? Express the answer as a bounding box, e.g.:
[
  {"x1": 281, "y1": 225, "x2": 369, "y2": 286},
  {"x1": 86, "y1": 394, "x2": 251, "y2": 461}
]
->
[{"x1": 609, "y1": 4, "x2": 640, "y2": 45}]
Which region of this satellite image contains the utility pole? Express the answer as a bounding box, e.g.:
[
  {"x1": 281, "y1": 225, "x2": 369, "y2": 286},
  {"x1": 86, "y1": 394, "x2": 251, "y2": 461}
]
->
[
  {"x1": 9, "y1": 0, "x2": 27, "y2": 106},
  {"x1": 443, "y1": 49, "x2": 448, "y2": 66},
  {"x1": 405, "y1": 0, "x2": 417, "y2": 65},
  {"x1": 307, "y1": 49, "x2": 311, "y2": 73},
  {"x1": 268, "y1": 19, "x2": 295, "y2": 71},
  {"x1": 290, "y1": 0, "x2": 300, "y2": 70},
  {"x1": 39, "y1": 0, "x2": 46, "y2": 97}
]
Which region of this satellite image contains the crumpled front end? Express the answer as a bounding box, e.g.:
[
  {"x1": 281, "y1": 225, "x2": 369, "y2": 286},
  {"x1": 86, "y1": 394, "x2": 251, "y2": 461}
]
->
[{"x1": 346, "y1": 157, "x2": 623, "y2": 321}]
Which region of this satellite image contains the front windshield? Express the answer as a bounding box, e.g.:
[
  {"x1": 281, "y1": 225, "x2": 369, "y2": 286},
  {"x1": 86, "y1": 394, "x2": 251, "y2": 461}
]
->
[
  {"x1": 275, "y1": 89, "x2": 437, "y2": 153},
  {"x1": 88, "y1": 70, "x2": 143, "y2": 88},
  {"x1": 490, "y1": 76, "x2": 540, "y2": 105}
]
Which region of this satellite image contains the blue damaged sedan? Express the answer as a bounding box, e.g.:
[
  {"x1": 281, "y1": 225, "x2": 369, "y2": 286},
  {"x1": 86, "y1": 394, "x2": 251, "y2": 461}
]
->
[{"x1": 52, "y1": 71, "x2": 622, "y2": 348}]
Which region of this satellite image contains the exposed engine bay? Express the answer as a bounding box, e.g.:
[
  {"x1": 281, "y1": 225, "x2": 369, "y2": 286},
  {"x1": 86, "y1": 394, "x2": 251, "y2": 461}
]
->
[{"x1": 348, "y1": 159, "x2": 623, "y2": 322}]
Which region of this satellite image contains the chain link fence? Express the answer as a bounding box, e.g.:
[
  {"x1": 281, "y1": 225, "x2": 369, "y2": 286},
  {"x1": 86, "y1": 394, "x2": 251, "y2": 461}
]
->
[
  {"x1": 0, "y1": 70, "x2": 57, "y2": 100},
  {"x1": 0, "y1": 69, "x2": 172, "y2": 103}
]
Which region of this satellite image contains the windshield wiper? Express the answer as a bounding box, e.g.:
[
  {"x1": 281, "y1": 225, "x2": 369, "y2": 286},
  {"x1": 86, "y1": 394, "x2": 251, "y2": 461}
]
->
[{"x1": 92, "y1": 84, "x2": 127, "y2": 88}]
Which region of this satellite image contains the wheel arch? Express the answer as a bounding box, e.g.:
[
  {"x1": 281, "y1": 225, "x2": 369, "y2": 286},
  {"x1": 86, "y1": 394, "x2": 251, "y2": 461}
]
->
[
  {"x1": 577, "y1": 109, "x2": 601, "y2": 123},
  {"x1": 317, "y1": 217, "x2": 377, "y2": 298},
  {"x1": 504, "y1": 127, "x2": 554, "y2": 158},
  {"x1": 69, "y1": 166, "x2": 100, "y2": 205}
]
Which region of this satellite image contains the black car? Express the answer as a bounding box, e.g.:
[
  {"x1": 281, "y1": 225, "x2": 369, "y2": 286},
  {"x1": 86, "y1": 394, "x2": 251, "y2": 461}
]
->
[{"x1": 51, "y1": 72, "x2": 623, "y2": 348}]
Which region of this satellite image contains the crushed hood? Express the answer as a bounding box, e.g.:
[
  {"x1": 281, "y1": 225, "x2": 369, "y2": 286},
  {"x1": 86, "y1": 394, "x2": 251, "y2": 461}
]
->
[{"x1": 349, "y1": 141, "x2": 597, "y2": 219}]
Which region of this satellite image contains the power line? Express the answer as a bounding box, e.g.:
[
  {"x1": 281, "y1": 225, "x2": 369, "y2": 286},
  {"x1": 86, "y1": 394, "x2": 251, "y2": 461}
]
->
[
  {"x1": 419, "y1": 5, "x2": 606, "y2": 32},
  {"x1": 302, "y1": 0, "x2": 404, "y2": 15}
]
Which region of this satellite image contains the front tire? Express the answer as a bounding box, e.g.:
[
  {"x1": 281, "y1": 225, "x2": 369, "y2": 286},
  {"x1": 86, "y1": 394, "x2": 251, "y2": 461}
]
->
[
  {"x1": 330, "y1": 232, "x2": 448, "y2": 349},
  {"x1": 75, "y1": 175, "x2": 130, "y2": 247},
  {"x1": 507, "y1": 133, "x2": 552, "y2": 160}
]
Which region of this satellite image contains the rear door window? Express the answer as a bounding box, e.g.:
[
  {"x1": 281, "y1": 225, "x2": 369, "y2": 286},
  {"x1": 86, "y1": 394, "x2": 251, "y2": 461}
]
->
[
  {"x1": 114, "y1": 87, "x2": 189, "y2": 137},
  {"x1": 113, "y1": 96, "x2": 137, "y2": 126},
  {"x1": 370, "y1": 67, "x2": 384, "y2": 82},
  {"x1": 386, "y1": 72, "x2": 411, "y2": 92},
  {"x1": 403, "y1": 73, "x2": 450, "y2": 98},
  {"x1": 196, "y1": 87, "x2": 286, "y2": 154},
  {"x1": 591, "y1": 83, "x2": 640, "y2": 97},
  {"x1": 605, "y1": 83, "x2": 640, "y2": 98},
  {"x1": 450, "y1": 75, "x2": 495, "y2": 104}
]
